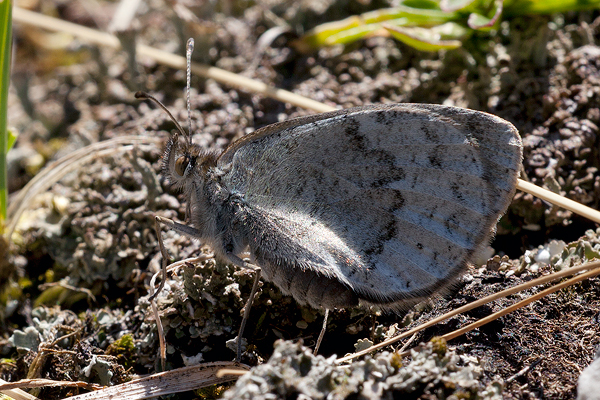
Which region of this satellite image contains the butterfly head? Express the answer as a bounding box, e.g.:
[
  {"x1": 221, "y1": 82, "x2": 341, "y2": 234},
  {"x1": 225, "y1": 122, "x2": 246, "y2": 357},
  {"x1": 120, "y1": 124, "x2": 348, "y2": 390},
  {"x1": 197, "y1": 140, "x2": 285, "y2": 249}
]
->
[
  {"x1": 135, "y1": 91, "x2": 216, "y2": 193},
  {"x1": 162, "y1": 131, "x2": 217, "y2": 191}
]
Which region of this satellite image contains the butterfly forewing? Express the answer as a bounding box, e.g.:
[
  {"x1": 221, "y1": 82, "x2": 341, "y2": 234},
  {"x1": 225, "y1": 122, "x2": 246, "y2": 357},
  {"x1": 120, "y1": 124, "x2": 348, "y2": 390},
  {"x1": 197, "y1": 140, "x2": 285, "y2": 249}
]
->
[{"x1": 215, "y1": 104, "x2": 522, "y2": 309}]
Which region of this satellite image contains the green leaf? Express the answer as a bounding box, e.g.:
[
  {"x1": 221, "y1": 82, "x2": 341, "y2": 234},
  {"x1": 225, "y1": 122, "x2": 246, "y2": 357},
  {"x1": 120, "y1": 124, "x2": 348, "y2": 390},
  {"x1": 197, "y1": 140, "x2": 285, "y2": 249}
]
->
[
  {"x1": 359, "y1": 5, "x2": 456, "y2": 26},
  {"x1": 7, "y1": 129, "x2": 17, "y2": 151},
  {"x1": 297, "y1": 5, "x2": 458, "y2": 50},
  {"x1": 34, "y1": 285, "x2": 68, "y2": 307},
  {"x1": 468, "y1": 0, "x2": 503, "y2": 30},
  {"x1": 504, "y1": 0, "x2": 600, "y2": 16},
  {"x1": 401, "y1": 0, "x2": 441, "y2": 10},
  {"x1": 322, "y1": 24, "x2": 391, "y2": 46},
  {"x1": 385, "y1": 22, "x2": 469, "y2": 51},
  {"x1": 440, "y1": 0, "x2": 478, "y2": 12},
  {"x1": 0, "y1": 0, "x2": 13, "y2": 227},
  {"x1": 298, "y1": 16, "x2": 364, "y2": 49}
]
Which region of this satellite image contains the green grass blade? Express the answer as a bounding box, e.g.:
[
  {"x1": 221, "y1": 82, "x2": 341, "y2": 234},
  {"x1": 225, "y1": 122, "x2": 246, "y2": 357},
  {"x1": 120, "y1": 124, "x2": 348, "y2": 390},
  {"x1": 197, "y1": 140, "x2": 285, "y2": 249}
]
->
[
  {"x1": 0, "y1": 0, "x2": 13, "y2": 230},
  {"x1": 385, "y1": 22, "x2": 468, "y2": 51},
  {"x1": 468, "y1": 0, "x2": 503, "y2": 30},
  {"x1": 322, "y1": 24, "x2": 385, "y2": 46},
  {"x1": 7, "y1": 128, "x2": 17, "y2": 150},
  {"x1": 297, "y1": 5, "x2": 458, "y2": 50},
  {"x1": 505, "y1": 0, "x2": 600, "y2": 16},
  {"x1": 440, "y1": 0, "x2": 478, "y2": 12}
]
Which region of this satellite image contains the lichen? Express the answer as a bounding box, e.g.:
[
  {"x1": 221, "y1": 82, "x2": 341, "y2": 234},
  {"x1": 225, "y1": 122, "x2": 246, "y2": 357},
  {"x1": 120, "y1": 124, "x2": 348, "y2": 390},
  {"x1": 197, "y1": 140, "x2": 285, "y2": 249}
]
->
[{"x1": 223, "y1": 339, "x2": 503, "y2": 399}]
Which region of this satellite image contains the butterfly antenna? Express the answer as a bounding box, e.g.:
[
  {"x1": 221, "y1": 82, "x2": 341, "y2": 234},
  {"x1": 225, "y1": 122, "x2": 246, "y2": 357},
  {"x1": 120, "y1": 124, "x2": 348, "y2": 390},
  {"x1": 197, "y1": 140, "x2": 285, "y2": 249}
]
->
[
  {"x1": 134, "y1": 91, "x2": 187, "y2": 138},
  {"x1": 185, "y1": 38, "x2": 194, "y2": 146}
]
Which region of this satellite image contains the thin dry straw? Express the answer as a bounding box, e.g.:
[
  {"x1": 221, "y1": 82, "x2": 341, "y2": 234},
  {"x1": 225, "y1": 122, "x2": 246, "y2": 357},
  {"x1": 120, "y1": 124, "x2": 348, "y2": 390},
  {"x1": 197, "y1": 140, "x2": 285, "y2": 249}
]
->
[
  {"x1": 337, "y1": 260, "x2": 600, "y2": 363},
  {"x1": 6, "y1": 136, "x2": 161, "y2": 241},
  {"x1": 0, "y1": 378, "x2": 40, "y2": 400},
  {"x1": 11, "y1": 7, "x2": 600, "y2": 224},
  {"x1": 0, "y1": 379, "x2": 101, "y2": 391},
  {"x1": 432, "y1": 265, "x2": 600, "y2": 347},
  {"x1": 58, "y1": 362, "x2": 249, "y2": 400},
  {"x1": 516, "y1": 179, "x2": 600, "y2": 223},
  {"x1": 12, "y1": 7, "x2": 333, "y2": 114},
  {"x1": 148, "y1": 272, "x2": 167, "y2": 372},
  {"x1": 1, "y1": 360, "x2": 249, "y2": 400},
  {"x1": 389, "y1": 265, "x2": 600, "y2": 359}
]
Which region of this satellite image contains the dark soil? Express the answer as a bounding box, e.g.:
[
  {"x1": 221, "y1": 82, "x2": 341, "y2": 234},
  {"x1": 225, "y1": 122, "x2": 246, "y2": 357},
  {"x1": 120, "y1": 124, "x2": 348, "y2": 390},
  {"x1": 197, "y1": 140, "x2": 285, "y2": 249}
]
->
[{"x1": 4, "y1": 1, "x2": 600, "y2": 399}]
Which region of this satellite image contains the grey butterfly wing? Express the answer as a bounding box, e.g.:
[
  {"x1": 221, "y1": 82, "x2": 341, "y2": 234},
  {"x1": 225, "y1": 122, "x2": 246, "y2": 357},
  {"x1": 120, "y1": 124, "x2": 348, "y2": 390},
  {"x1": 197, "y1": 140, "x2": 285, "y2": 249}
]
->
[{"x1": 217, "y1": 104, "x2": 522, "y2": 308}]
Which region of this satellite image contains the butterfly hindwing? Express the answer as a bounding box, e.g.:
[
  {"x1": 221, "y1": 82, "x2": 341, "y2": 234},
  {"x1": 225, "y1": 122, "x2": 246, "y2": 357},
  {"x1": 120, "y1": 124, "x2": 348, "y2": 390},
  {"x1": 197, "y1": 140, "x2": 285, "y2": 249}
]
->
[{"x1": 216, "y1": 104, "x2": 522, "y2": 309}]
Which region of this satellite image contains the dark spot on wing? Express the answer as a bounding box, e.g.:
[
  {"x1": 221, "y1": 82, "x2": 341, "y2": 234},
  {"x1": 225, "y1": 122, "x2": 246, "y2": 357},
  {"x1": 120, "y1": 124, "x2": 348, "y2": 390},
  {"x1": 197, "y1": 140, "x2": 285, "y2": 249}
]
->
[
  {"x1": 344, "y1": 117, "x2": 365, "y2": 151},
  {"x1": 428, "y1": 154, "x2": 443, "y2": 169},
  {"x1": 313, "y1": 169, "x2": 325, "y2": 185},
  {"x1": 450, "y1": 182, "x2": 464, "y2": 202},
  {"x1": 370, "y1": 149, "x2": 396, "y2": 166},
  {"x1": 375, "y1": 189, "x2": 405, "y2": 210},
  {"x1": 375, "y1": 110, "x2": 398, "y2": 127},
  {"x1": 465, "y1": 119, "x2": 479, "y2": 137},
  {"x1": 371, "y1": 166, "x2": 406, "y2": 188},
  {"x1": 411, "y1": 174, "x2": 419, "y2": 189},
  {"x1": 364, "y1": 218, "x2": 397, "y2": 256},
  {"x1": 421, "y1": 124, "x2": 439, "y2": 142},
  {"x1": 361, "y1": 188, "x2": 404, "y2": 256}
]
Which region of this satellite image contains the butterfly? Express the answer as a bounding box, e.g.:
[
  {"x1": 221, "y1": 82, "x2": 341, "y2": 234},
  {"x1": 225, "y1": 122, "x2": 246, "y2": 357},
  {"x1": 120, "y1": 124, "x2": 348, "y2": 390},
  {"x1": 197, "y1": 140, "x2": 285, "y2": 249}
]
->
[{"x1": 149, "y1": 101, "x2": 523, "y2": 311}]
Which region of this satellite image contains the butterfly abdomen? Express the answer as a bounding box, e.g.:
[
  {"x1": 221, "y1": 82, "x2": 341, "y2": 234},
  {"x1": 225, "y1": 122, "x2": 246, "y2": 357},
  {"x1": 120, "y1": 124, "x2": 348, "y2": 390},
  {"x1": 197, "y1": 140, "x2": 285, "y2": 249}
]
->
[{"x1": 252, "y1": 245, "x2": 360, "y2": 309}]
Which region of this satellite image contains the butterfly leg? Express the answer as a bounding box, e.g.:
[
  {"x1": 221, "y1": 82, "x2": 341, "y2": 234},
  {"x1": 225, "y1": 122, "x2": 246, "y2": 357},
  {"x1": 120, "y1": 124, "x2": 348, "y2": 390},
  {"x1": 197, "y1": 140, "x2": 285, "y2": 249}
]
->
[
  {"x1": 314, "y1": 309, "x2": 330, "y2": 355},
  {"x1": 155, "y1": 215, "x2": 204, "y2": 237},
  {"x1": 152, "y1": 216, "x2": 204, "y2": 301},
  {"x1": 222, "y1": 253, "x2": 262, "y2": 362},
  {"x1": 151, "y1": 215, "x2": 203, "y2": 370},
  {"x1": 155, "y1": 215, "x2": 261, "y2": 362}
]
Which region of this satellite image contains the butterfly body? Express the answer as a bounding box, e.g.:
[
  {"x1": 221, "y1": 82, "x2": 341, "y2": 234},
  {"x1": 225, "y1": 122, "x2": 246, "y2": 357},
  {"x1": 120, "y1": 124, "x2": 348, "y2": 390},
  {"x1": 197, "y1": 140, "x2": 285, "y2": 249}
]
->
[{"x1": 161, "y1": 104, "x2": 523, "y2": 311}]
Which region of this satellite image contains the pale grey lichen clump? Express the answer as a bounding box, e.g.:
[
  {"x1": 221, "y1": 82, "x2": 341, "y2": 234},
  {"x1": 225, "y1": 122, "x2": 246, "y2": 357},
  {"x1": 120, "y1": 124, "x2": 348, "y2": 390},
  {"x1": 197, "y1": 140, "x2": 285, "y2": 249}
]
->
[
  {"x1": 8, "y1": 307, "x2": 81, "y2": 352},
  {"x1": 16, "y1": 149, "x2": 175, "y2": 285},
  {"x1": 485, "y1": 228, "x2": 600, "y2": 279},
  {"x1": 223, "y1": 340, "x2": 502, "y2": 399},
  {"x1": 515, "y1": 228, "x2": 600, "y2": 274},
  {"x1": 5, "y1": 306, "x2": 131, "y2": 386},
  {"x1": 137, "y1": 258, "x2": 253, "y2": 353},
  {"x1": 550, "y1": 228, "x2": 600, "y2": 270}
]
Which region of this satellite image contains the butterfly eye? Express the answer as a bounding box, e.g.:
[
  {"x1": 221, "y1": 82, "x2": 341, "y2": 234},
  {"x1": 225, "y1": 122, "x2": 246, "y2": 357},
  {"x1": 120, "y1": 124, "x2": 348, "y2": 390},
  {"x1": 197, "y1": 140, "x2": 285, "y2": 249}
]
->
[{"x1": 175, "y1": 156, "x2": 187, "y2": 177}]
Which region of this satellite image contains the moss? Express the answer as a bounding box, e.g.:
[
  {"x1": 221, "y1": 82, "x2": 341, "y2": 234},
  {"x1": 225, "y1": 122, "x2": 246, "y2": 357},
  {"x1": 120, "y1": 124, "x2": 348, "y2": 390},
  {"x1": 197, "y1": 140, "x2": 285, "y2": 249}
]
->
[
  {"x1": 430, "y1": 336, "x2": 447, "y2": 357},
  {"x1": 106, "y1": 334, "x2": 136, "y2": 369},
  {"x1": 195, "y1": 382, "x2": 233, "y2": 399},
  {"x1": 390, "y1": 351, "x2": 403, "y2": 370}
]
